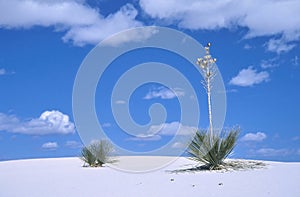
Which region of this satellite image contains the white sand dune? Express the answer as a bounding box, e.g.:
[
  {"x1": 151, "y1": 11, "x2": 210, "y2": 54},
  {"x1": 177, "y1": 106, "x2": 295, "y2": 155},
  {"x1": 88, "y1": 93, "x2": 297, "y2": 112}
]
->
[{"x1": 0, "y1": 156, "x2": 299, "y2": 197}]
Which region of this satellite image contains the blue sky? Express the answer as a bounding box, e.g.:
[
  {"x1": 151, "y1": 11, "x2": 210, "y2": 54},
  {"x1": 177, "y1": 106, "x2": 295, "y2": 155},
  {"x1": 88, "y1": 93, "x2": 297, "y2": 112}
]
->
[{"x1": 0, "y1": 0, "x2": 300, "y2": 162}]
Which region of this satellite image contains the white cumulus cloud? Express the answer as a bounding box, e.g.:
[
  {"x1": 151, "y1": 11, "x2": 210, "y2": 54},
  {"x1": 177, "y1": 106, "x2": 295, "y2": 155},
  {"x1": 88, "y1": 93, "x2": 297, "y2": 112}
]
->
[
  {"x1": 0, "y1": 0, "x2": 99, "y2": 28},
  {"x1": 241, "y1": 132, "x2": 267, "y2": 142},
  {"x1": 0, "y1": 110, "x2": 75, "y2": 135},
  {"x1": 144, "y1": 87, "x2": 185, "y2": 100},
  {"x1": 62, "y1": 4, "x2": 143, "y2": 46},
  {"x1": 0, "y1": 0, "x2": 142, "y2": 46},
  {"x1": 229, "y1": 66, "x2": 269, "y2": 87},
  {"x1": 42, "y1": 142, "x2": 58, "y2": 150},
  {"x1": 140, "y1": 0, "x2": 300, "y2": 53},
  {"x1": 101, "y1": 26, "x2": 159, "y2": 47}
]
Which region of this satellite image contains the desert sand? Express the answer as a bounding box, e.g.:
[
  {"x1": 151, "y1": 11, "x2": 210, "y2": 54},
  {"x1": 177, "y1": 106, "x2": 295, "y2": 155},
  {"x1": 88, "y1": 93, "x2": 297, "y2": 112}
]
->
[{"x1": 0, "y1": 156, "x2": 299, "y2": 197}]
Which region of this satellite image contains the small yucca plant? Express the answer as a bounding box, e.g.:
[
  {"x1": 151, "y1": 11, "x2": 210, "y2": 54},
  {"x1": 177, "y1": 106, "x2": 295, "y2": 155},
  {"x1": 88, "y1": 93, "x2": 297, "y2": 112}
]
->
[
  {"x1": 80, "y1": 140, "x2": 116, "y2": 167},
  {"x1": 188, "y1": 128, "x2": 239, "y2": 170},
  {"x1": 81, "y1": 146, "x2": 97, "y2": 167}
]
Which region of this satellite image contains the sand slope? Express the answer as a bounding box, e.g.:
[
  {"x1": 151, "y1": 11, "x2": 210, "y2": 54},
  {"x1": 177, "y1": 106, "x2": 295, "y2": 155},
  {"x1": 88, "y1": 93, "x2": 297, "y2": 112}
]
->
[{"x1": 0, "y1": 157, "x2": 299, "y2": 197}]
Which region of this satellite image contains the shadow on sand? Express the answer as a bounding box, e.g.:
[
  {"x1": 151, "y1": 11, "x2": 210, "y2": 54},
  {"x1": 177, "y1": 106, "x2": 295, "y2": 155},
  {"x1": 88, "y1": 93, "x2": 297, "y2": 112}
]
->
[{"x1": 167, "y1": 160, "x2": 267, "y2": 174}]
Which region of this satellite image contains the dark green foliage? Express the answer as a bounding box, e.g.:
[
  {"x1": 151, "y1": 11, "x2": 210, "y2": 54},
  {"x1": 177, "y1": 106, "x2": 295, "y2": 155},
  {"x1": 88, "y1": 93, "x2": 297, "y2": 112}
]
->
[
  {"x1": 80, "y1": 140, "x2": 116, "y2": 167},
  {"x1": 188, "y1": 128, "x2": 240, "y2": 170}
]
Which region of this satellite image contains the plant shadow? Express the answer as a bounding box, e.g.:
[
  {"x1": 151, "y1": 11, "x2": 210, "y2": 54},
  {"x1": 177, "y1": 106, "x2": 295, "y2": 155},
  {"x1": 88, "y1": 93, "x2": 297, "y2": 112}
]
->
[
  {"x1": 167, "y1": 160, "x2": 267, "y2": 174},
  {"x1": 167, "y1": 165, "x2": 212, "y2": 174}
]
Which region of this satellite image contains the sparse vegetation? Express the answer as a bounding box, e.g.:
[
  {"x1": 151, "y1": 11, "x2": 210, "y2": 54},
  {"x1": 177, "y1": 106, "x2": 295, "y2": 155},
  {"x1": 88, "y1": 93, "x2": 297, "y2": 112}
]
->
[
  {"x1": 188, "y1": 128, "x2": 240, "y2": 170},
  {"x1": 81, "y1": 146, "x2": 97, "y2": 167},
  {"x1": 80, "y1": 140, "x2": 116, "y2": 167},
  {"x1": 188, "y1": 43, "x2": 240, "y2": 170}
]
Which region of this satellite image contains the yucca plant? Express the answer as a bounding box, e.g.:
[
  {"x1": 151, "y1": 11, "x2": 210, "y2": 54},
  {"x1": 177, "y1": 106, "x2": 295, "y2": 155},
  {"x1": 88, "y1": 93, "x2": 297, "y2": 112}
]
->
[
  {"x1": 188, "y1": 128, "x2": 239, "y2": 170},
  {"x1": 188, "y1": 43, "x2": 240, "y2": 170},
  {"x1": 81, "y1": 146, "x2": 97, "y2": 167},
  {"x1": 80, "y1": 140, "x2": 116, "y2": 167}
]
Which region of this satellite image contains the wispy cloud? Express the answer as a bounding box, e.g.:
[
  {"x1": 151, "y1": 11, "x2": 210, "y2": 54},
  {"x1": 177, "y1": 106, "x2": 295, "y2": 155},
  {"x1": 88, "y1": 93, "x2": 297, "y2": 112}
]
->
[
  {"x1": 0, "y1": 1, "x2": 142, "y2": 46},
  {"x1": 260, "y1": 58, "x2": 278, "y2": 69},
  {"x1": 0, "y1": 68, "x2": 7, "y2": 75},
  {"x1": 144, "y1": 87, "x2": 184, "y2": 100},
  {"x1": 65, "y1": 140, "x2": 82, "y2": 149},
  {"x1": 102, "y1": 123, "x2": 111, "y2": 128},
  {"x1": 126, "y1": 135, "x2": 161, "y2": 141},
  {"x1": 229, "y1": 66, "x2": 270, "y2": 87},
  {"x1": 0, "y1": 68, "x2": 14, "y2": 75},
  {"x1": 255, "y1": 148, "x2": 290, "y2": 157},
  {"x1": 171, "y1": 142, "x2": 186, "y2": 149},
  {"x1": 292, "y1": 136, "x2": 300, "y2": 141},
  {"x1": 291, "y1": 55, "x2": 299, "y2": 66},
  {"x1": 244, "y1": 44, "x2": 252, "y2": 50},
  {"x1": 140, "y1": 0, "x2": 300, "y2": 53},
  {"x1": 265, "y1": 38, "x2": 296, "y2": 54},
  {"x1": 115, "y1": 100, "x2": 126, "y2": 104},
  {"x1": 125, "y1": 121, "x2": 196, "y2": 142},
  {"x1": 241, "y1": 132, "x2": 267, "y2": 142},
  {"x1": 42, "y1": 142, "x2": 58, "y2": 150},
  {"x1": 147, "y1": 121, "x2": 196, "y2": 136},
  {"x1": 0, "y1": 110, "x2": 75, "y2": 135}
]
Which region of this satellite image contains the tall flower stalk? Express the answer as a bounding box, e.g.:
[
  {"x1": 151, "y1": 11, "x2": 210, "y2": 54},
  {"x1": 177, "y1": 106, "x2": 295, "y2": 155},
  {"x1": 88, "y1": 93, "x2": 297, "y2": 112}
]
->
[{"x1": 196, "y1": 43, "x2": 217, "y2": 143}]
